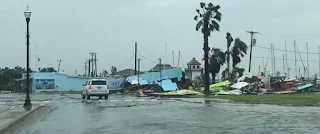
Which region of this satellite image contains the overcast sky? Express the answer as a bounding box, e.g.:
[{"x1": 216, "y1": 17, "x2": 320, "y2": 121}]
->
[{"x1": 1, "y1": 0, "x2": 320, "y2": 78}]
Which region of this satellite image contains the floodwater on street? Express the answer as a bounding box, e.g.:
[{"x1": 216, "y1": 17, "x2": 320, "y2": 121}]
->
[{"x1": 2, "y1": 94, "x2": 320, "y2": 134}]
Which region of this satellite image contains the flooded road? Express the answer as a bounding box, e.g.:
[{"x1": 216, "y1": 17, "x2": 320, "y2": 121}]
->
[{"x1": 3, "y1": 94, "x2": 320, "y2": 134}]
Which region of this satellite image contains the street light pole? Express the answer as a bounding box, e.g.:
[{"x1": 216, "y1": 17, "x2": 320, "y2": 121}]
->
[
  {"x1": 246, "y1": 31, "x2": 260, "y2": 73},
  {"x1": 24, "y1": 6, "x2": 32, "y2": 108}
]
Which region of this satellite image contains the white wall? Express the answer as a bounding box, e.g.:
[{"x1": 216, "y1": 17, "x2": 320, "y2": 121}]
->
[{"x1": 191, "y1": 71, "x2": 202, "y2": 81}]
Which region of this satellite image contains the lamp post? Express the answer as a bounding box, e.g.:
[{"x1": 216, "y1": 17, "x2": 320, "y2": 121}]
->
[{"x1": 24, "y1": 6, "x2": 32, "y2": 108}]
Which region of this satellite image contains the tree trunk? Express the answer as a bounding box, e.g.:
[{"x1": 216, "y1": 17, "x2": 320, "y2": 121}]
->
[
  {"x1": 211, "y1": 72, "x2": 216, "y2": 84},
  {"x1": 227, "y1": 47, "x2": 230, "y2": 80},
  {"x1": 203, "y1": 19, "x2": 210, "y2": 96}
]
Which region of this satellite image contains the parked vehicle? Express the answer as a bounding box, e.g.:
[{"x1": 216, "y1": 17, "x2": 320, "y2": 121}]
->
[{"x1": 81, "y1": 79, "x2": 109, "y2": 99}]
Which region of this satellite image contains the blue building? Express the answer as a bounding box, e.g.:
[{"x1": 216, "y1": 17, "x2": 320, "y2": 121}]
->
[
  {"x1": 15, "y1": 72, "x2": 124, "y2": 93},
  {"x1": 15, "y1": 68, "x2": 187, "y2": 93}
]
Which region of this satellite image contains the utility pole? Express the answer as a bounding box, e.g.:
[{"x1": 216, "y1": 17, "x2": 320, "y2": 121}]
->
[
  {"x1": 138, "y1": 59, "x2": 141, "y2": 85},
  {"x1": 57, "y1": 59, "x2": 61, "y2": 72},
  {"x1": 88, "y1": 59, "x2": 91, "y2": 77},
  {"x1": 158, "y1": 58, "x2": 162, "y2": 86},
  {"x1": 83, "y1": 60, "x2": 87, "y2": 76},
  {"x1": 246, "y1": 31, "x2": 260, "y2": 73},
  {"x1": 135, "y1": 42, "x2": 137, "y2": 75},
  {"x1": 306, "y1": 42, "x2": 309, "y2": 81},
  {"x1": 94, "y1": 53, "x2": 98, "y2": 77},
  {"x1": 89, "y1": 52, "x2": 95, "y2": 77},
  {"x1": 294, "y1": 41, "x2": 297, "y2": 78}
]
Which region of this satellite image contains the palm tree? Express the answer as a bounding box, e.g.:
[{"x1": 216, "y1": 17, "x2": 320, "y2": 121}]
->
[
  {"x1": 194, "y1": 2, "x2": 222, "y2": 95},
  {"x1": 102, "y1": 69, "x2": 108, "y2": 77},
  {"x1": 229, "y1": 38, "x2": 247, "y2": 80},
  {"x1": 226, "y1": 32, "x2": 233, "y2": 80},
  {"x1": 110, "y1": 66, "x2": 117, "y2": 76},
  {"x1": 231, "y1": 38, "x2": 247, "y2": 68},
  {"x1": 209, "y1": 48, "x2": 226, "y2": 84}
]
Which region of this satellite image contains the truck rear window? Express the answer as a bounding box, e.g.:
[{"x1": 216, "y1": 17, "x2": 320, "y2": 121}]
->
[{"x1": 91, "y1": 81, "x2": 107, "y2": 85}]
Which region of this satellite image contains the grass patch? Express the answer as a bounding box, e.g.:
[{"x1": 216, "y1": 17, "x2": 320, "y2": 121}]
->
[{"x1": 214, "y1": 93, "x2": 320, "y2": 106}]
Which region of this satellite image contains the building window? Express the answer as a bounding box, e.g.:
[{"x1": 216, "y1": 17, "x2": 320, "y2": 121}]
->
[
  {"x1": 188, "y1": 66, "x2": 191, "y2": 70},
  {"x1": 197, "y1": 66, "x2": 200, "y2": 69},
  {"x1": 193, "y1": 66, "x2": 195, "y2": 69}
]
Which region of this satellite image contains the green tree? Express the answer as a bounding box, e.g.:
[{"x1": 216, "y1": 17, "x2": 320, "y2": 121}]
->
[
  {"x1": 231, "y1": 38, "x2": 247, "y2": 68},
  {"x1": 110, "y1": 66, "x2": 117, "y2": 76},
  {"x1": 102, "y1": 69, "x2": 108, "y2": 77},
  {"x1": 194, "y1": 2, "x2": 222, "y2": 95},
  {"x1": 209, "y1": 48, "x2": 226, "y2": 84},
  {"x1": 0, "y1": 66, "x2": 31, "y2": 86},
  {"x1": 40, "y1": 67, "x2": 57, "y2": 72}
]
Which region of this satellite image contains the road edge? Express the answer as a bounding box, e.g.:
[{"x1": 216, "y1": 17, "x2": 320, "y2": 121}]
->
[{"x1": 0, "y1": 105, "x2": 43, "y2": 133}]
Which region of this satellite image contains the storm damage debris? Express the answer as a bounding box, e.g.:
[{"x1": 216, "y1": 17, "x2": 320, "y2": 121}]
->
[{"x1": 213, "y1": 71, "x2": 317, "y2": 96}]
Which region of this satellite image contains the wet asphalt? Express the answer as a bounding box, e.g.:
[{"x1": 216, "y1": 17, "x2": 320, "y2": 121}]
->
[{"x1": 2, "y1": 93, "x2": 320, "y2": 134}]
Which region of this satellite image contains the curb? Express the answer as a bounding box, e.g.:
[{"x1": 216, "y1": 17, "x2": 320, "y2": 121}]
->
[
  {"x1": 0, "y1": 105, "x2": 43, "y2": 134},
  {"x1": 172, "y1": 98, "x2": 203, "y2": 104}
]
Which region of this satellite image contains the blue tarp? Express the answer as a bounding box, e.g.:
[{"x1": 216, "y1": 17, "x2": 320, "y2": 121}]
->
[
  {"x1": 125, "y1": 76, "x2": 149, "y2": 85},
  {"x1": 161, "y1": 68, "x2": 186, "y2": 81},
  {"x1": 139, "y1": 73, "x2": 170, "y2": 84},
  {"x1": 161, "y1": 79, "x2": 178, "y2": 91},
  {"x1": 108, "y1": 68, "x2": 184, "y2": 90}
]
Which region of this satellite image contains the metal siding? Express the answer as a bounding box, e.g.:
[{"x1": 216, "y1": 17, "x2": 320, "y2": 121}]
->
[
  {"x1": 68, "y1": 77, "x2": 90, "y2": 91},
  {"x1": 106, "y1": 78, "x2": 125, "y2": 90},
  {"x1": 54, "y1": 74, "x2": 69, "y2": 91}
]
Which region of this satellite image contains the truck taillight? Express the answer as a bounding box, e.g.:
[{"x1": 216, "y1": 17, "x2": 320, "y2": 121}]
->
[
  {"x1": 106, "y1": 85, "x2": 109, "y2": 89},
  {"x1": 89, "y1": 85, "x2": 92, "y2": 89}
]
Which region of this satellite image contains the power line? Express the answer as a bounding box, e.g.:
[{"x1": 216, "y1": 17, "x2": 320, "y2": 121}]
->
[
  {"x1": 139, "y1": 54, "x2": 157, "y2": 63},
  {"x1": 255, "y1": 45, "x2": 319, "y2": 55},
  {"x1": 252, "y1": 56, "x2": 319, "y2": 62},
  {"x1": 116, "y1": 55, "x2": 134, "y2": 69}
]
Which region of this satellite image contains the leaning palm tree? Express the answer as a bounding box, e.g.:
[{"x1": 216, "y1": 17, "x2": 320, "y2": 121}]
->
[
  {"x1": 209, "y1": 48, "x2": 226, "y2": 84},
  {"x1": 229, "y1": 38, "x2": 247, "y2": 80},
  {"x1": 194, "y1": 2, "x2": 222, "y2": 95},
  {"x1": 231, "y1": 38, "x2": 247, "y2": 68}
]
